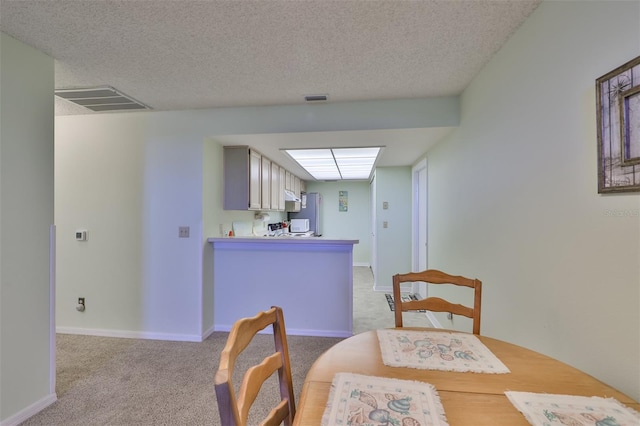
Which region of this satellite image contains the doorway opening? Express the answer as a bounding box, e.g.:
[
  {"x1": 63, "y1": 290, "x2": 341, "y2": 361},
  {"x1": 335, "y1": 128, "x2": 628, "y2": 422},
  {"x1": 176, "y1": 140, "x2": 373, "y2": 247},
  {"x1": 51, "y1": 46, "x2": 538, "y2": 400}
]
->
[{"x1": 412, "y1": 159, "x2": 428, "y2": 297}]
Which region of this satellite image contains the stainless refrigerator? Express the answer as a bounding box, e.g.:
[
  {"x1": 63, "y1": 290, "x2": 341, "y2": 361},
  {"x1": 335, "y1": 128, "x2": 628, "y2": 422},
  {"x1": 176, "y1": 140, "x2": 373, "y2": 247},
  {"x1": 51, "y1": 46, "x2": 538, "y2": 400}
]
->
[{"x1": 288, "y1": 192, "x2": 321, "y2": 236}]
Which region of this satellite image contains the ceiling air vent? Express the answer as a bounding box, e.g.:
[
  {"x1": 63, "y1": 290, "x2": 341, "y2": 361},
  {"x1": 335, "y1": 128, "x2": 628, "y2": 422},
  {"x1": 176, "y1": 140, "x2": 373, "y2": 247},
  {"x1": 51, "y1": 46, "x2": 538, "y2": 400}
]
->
[
  {"x1": 304, "y1": 94, "x2": 328, "y2": 102},
  {"x1": 55, "y1": 86, "x2": 151, "y2": 112}
]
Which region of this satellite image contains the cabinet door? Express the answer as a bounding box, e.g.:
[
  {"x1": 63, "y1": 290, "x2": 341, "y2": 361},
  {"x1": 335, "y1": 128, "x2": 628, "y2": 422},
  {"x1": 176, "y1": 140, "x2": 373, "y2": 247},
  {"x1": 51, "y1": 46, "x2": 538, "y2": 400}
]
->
[
  {"x1": 293, "y1": 175, "x2": 301, "y2": 197},
  {"x1": 279, "y1": 166, "x2": 286, "y2": 210},
  {"x1": 300, "y1": 179, "x2": 306, "y2": 194},
  {"x1": 285, "y1": 170, "x2": 291, "y2": 191},
  {"x1": 261, "y1": 156, "x2": 271, "y2": 210},
  {"x1": 249, "y1": 150, "x2": 262, "y2": 210},
  {"x1": 270, "y1": 162, "x2": 280, "y2": 210}
]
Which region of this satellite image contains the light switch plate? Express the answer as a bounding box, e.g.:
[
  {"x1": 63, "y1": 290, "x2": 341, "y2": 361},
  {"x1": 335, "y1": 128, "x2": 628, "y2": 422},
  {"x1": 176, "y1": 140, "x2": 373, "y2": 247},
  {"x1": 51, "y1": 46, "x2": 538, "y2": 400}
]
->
[{"x1": 178, "y1": 226, "x2": 190, "y2": 238}]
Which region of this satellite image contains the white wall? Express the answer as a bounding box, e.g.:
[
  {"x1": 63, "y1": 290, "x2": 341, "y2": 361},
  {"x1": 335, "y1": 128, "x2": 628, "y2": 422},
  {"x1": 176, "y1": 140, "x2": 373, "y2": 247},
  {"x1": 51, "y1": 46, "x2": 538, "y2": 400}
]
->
[
  {"x1": 305, "y1": 180, "x2": 371, "y2": 265},
  {"x1": 0, "y1": 33, "x2": 55, "y2": 423},
  {"x1": 425, "y1": 1, "x2": 640, "y2": 400},
  {"x1": 202, "y1": 138, "x2": 257, "y2": 335},
  {"x1": 373, "y1": 167, "x2": 413, "y2": 291},
  {"x1": 56, "y1": 113, "x2": 204, "y2": 341},
  {"x1": 55, "y1": 98, "x2": 458, "y2": 341}
]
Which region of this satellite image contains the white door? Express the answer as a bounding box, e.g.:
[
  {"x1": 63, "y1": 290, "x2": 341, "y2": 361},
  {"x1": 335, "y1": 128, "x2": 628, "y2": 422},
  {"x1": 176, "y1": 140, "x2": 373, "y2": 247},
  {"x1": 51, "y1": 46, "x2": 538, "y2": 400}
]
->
[{"x1": 412, "y1": 160, "x2": 428, "y2": 297}]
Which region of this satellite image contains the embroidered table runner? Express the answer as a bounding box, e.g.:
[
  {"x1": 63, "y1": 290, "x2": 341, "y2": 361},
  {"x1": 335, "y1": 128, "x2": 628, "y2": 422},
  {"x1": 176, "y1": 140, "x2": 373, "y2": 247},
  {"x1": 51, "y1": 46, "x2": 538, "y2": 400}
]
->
[
  {"x1": 321, "y1": 372, "x2": 449, "y2": 426},
  {"x1": 505, "y1": 391, "x2": 640, "y2": 426},
  {"x1": 377, "y1": 329, "x2": 510, "y2": 373}
]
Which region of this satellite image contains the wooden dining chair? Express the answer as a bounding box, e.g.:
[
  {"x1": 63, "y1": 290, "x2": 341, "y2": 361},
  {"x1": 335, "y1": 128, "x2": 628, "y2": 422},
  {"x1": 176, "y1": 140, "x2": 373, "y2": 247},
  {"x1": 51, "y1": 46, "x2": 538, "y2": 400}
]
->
[
  {"x1": 214, "y1": 306, "x2": 296, "y2": 426},
  {"x1": 393, "y1": 269, "x2": 483, "y2": 334}
]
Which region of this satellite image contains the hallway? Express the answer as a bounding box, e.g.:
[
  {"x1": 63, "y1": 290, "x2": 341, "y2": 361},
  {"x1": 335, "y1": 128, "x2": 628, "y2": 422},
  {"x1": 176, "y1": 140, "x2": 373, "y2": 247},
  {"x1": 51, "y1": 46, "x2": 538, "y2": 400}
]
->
[{"x1": 352, "y1": 266, "x2": 433, "y2": 334}]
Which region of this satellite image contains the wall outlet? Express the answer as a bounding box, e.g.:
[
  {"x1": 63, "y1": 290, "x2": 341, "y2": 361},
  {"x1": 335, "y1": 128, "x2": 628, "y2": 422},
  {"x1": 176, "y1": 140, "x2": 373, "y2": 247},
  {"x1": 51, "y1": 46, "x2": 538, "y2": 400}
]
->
[
  {"x1": 383, "y1": 221, "x2": 388, "y2": 228},
  {"x1": 75, "y1": 230, "x2": 87, "y2": 241},
  {"x1": 78, "y1": 297, "x2": 85, "y2": 305},
  {"x1": 178, "y1": 226, "x2": 190, "y2": 238},
  {"x1": 383, "y1": 201, "x2": 389, "y2": 209}
]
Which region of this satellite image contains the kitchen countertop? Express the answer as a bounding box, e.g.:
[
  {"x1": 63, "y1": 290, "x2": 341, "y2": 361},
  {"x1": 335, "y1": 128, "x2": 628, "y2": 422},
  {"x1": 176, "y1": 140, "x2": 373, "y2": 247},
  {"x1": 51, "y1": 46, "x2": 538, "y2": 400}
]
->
[{"x1": 208, "y1": 236, "x2": 359, "y2": 245}]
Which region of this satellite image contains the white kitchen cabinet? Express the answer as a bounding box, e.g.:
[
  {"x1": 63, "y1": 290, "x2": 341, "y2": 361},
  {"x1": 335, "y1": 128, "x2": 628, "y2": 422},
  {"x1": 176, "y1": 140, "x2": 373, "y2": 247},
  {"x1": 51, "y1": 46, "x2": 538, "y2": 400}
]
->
[
  {"x1": 278, "y1": 166, "x2": 286, "y2": 210},
  {"x1": 249, "y1": 150, "x2": 262, "y2": 209},
  {"x1": 285, "y1": 170, "x2": 291, "y2": 191},
  {"x1": 286, "y1": 175, "x2": 302, "y2": 212},
  {"x1": 224, "y1": 145, "x2": 302, "y2": 211},
  {"x1": 293, "y1": 175, "x2": 301, "y2": 197},
  {"x1": 270, "y1": 162, "x2": 280, "y2": 211},
  {"x1": 223, "y1": 146, "x2": 262, "y2": 210},
  {"x1": 261, "y1": 156, "x2": 271, "y2": 210}
]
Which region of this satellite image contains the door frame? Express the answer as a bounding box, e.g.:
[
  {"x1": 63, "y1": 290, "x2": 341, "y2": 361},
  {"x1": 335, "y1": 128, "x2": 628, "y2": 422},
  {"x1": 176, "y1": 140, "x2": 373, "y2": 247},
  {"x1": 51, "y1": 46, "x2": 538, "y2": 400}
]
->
[
  {"x1": 369, "y1": 171, "x2": 377, "y2": 286},
  {"x1": 411, "y1": 159, "x2": 428, "y2": 296}
]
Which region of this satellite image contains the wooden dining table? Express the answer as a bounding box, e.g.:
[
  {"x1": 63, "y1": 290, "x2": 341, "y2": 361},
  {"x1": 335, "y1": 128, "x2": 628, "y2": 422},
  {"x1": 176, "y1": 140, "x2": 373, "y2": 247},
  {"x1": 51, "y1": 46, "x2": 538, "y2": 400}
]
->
[{"x1": 293, "y1": 328, "x2": 640, "y2": 425}]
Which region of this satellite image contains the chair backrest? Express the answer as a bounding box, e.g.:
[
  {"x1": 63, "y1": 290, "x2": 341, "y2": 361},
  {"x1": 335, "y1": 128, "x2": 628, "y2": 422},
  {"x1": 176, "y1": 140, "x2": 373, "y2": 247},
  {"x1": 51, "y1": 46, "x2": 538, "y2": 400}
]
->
[
  {"x1": 214, "y1": 306, "x2": 296, "y2": 426},
  {"x1": 393, "y1": 269, "x2": 482, "y2": 334}
]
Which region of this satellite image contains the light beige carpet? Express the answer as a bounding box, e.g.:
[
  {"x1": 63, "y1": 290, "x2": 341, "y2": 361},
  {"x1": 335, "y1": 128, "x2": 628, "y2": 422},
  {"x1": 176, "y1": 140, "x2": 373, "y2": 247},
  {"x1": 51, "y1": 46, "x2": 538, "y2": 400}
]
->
[
  {"x1": 20, "y1": 267, "x2": 432, "y2": 425},
  {"x1": 20, "y1": 332, "x2": 342, "y2": 426}
]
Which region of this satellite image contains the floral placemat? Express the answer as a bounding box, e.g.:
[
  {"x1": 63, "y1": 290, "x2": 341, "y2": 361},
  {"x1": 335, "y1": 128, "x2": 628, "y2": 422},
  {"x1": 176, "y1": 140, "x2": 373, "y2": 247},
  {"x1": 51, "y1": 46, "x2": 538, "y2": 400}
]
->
[
  {"x1": 376, "y1": 329, "x2": 510, "y2": 373},
  {"x1": 505, "y1": 391, "x2": 640, "y2": 425},
  {"x1": 321, "y1": 373, "x2": 449, "y2": 426}
]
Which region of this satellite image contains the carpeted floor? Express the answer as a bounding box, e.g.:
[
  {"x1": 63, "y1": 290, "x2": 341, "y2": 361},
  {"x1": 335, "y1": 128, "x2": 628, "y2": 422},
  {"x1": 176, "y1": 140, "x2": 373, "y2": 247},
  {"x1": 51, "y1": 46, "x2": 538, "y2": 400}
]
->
[
  {"x1": 20, "y1": 333, "x2": 342, "y2": 426},
  {"x1": 19, "y1": 266, "x2": 432, "y2": 425}
]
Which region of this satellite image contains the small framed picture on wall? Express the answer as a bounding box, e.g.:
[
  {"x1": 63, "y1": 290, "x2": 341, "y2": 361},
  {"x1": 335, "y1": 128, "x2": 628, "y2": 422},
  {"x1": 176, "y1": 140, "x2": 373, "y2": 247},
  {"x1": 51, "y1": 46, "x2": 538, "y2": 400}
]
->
[
  {"x1": 339, "y1": 191, "x2": 348, "y2": 212},
  {"x1": 596, "y1": 56, "x2": 640, "y2": 193}
]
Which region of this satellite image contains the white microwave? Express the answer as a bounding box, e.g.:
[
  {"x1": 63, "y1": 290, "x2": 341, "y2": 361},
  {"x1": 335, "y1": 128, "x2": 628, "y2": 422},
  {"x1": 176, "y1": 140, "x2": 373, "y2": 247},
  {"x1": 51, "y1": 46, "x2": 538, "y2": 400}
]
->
[{"x1": 290, "y1": 218, "x2": 310, "y2": 233}]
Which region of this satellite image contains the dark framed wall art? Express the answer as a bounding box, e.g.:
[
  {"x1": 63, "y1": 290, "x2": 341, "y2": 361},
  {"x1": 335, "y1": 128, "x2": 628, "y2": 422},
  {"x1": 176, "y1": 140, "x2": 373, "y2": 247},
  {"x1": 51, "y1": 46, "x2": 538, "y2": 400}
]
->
[{"x1": 596, "y1": 56, "x2": 640, "y2": 193}]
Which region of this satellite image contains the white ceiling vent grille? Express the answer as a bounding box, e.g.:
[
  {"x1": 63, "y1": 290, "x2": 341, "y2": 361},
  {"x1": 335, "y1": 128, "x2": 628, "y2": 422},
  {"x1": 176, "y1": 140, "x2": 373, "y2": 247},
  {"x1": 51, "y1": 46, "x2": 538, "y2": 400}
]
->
[{"x1": 55, "y1": 86, "x2": 151, "y2": 112}]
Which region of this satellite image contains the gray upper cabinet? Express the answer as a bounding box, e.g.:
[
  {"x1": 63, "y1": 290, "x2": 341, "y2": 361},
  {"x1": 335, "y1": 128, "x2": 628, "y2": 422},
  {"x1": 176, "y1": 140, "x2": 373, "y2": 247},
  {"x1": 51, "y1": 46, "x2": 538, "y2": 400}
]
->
[{"x1": 223, "y1": 146, "x2": 262, "y2": 210}]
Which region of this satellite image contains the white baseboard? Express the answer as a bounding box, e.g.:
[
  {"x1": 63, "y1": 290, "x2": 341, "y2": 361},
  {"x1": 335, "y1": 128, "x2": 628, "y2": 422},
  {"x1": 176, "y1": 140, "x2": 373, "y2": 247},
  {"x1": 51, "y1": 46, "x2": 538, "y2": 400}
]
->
[
  {"x1": 56, "y1": 327, "x2": 203, "y2": 342},
  {"x1": 0, "y1": 393, "x2": 57, "y2": 426},
  {"x1": 202, "y1": 324, "x2": 216, "y2": 340},
  {"x1": 353, "y1": 262, "x2": 370, "y2": 267}
]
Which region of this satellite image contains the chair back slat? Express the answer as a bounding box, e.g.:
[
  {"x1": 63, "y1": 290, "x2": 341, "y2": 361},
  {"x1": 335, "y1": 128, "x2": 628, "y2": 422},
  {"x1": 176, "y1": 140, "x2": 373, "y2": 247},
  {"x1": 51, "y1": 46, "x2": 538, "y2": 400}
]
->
[
  {"x1": 215, "y1": 306, "x2": 296, "y2": 426},
  {"x1": 393, "y1": 269, "x2": 482, "y2": 334}
]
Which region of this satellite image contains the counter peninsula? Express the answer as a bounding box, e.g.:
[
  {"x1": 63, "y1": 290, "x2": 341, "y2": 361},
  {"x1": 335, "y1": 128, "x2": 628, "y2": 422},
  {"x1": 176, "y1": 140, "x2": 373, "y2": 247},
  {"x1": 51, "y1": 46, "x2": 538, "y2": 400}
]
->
[{"x1": 208, "y1": 236, "x2": 359, "y2": 337}]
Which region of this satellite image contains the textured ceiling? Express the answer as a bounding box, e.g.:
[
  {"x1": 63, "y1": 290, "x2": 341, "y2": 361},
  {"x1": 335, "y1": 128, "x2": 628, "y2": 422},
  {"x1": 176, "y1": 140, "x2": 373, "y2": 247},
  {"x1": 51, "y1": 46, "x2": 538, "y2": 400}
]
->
[
  {"x1": 0, "y1": 0, "x2": 540, "y2": 173},
  {"x1": 0, "y1": 0, "x2": 540, "y2": 114}
]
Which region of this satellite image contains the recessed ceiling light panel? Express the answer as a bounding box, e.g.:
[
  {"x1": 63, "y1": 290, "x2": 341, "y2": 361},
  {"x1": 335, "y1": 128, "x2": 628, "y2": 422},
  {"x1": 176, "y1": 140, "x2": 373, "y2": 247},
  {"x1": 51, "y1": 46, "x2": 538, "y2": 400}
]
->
[{"x1": 284, "y1": 147, "x2": 382, "y2": 181}]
